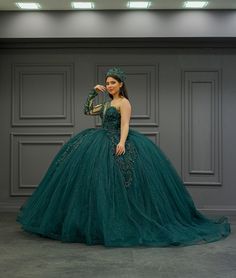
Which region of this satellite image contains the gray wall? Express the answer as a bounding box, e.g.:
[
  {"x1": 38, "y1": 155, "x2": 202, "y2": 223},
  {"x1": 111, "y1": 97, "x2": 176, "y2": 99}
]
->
[
  {"x1": 0, "y1": 10, "x2": 235, "y2": 38},
  {"x1": 0, "y1": 10, "x2": 235, "y2": 217}
]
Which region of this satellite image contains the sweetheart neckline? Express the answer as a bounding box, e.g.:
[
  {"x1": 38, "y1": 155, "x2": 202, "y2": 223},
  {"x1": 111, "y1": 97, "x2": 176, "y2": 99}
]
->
[{"x1": 107, "y1": 104, "x2": 121, "y2": 114}]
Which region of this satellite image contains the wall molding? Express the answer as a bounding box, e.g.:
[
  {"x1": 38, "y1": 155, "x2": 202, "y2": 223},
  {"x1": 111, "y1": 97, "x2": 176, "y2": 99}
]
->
[
  {"x1": 11, "y1": 63, "x2": 75, "y2": 126},
  {"x1": 10, "y1": 132, "x2": 73, "y2": 196},
  {"x1": 181, "y1": 69, "x2": 222, "y2": 186},
  {"x1": 2, "y1": 37, "x2": 236, "y2": 49}
]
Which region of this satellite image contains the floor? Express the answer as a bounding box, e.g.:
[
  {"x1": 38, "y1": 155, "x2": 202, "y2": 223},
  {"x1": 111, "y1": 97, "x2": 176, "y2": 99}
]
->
[{"x1": 0, "y1": 212, "x2": 235, "y2": 278}]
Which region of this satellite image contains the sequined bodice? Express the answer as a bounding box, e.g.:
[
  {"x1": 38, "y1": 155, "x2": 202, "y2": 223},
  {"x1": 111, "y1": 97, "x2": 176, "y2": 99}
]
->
[
  {"x1": 102, "y1": 105, "x2": 121, "y2": 131},
  {"x1": 83, "y1": 90, "x2": 138, "y2": 187}
]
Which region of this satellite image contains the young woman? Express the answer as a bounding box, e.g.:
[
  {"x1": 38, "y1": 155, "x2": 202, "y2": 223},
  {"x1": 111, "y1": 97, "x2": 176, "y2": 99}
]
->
[{"x1": 17, "y1": 67, "x2": 230, "y2": 247}]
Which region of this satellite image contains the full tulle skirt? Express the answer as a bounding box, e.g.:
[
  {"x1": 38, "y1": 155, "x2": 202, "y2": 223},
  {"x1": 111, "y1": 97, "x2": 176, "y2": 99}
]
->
[{"x1": 16, "y1": 127, "x2": 230, "y2": 247}]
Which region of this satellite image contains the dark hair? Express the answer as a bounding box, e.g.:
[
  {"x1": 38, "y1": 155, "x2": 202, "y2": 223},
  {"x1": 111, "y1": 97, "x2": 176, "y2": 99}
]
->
[{"x1": 105, "y1": 74, "x2": 129, "y2": 100}]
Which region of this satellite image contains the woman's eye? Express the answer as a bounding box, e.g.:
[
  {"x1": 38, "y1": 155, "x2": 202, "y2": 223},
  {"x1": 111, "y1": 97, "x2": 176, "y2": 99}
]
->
[{"x1": 106, "y1": 81, "x2": 116, "y2": 85}]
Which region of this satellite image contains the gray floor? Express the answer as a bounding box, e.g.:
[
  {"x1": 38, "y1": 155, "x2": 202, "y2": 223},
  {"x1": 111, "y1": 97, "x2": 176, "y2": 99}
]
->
[{"x1": 0, "y1": 212, "x2": 235, "y2": 278}]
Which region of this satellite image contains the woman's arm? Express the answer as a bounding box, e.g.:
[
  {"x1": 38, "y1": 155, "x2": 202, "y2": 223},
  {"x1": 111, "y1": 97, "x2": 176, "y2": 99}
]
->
[
  {"x1": 119, "y1": 99, "x2": 132, "y2": 145},
  {"x1": 84, "y1": 89, "x2": 103, "y2": 116},
  {"x1": 116, "y1": 99, "x2": 131, "y2": 155}
]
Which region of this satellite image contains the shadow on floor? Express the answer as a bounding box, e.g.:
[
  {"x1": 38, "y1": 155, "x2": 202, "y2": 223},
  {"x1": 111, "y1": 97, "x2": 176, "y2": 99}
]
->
[{"x1": 0, "y1": 212, "x2": 235, "y2": 278}]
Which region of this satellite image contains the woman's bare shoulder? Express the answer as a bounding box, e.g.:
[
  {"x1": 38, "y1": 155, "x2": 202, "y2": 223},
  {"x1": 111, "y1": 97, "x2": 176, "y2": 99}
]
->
[
  {"x1": 120, "y1": 97, "x2": 131, "y2": 110},
  {"x1": 121, "y1": 97, "x2": 131, "y2": 105}
]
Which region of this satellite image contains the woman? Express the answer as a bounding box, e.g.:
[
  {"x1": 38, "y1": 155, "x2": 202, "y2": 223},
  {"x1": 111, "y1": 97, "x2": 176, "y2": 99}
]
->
[{"x1": 16, "y1": 67, "x2": 231, "y2": 247}]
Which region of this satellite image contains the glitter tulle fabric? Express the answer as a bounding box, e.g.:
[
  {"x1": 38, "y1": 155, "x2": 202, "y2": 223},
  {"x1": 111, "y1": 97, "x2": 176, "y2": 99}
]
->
[{"x1": 16, "y1": 90, "x2": 231, "y2": 247}]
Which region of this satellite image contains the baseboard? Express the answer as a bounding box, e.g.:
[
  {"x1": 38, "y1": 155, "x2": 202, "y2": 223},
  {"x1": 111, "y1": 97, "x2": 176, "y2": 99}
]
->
[
  {"x1": 0, "y1": 203, "x2": 21, "y2": 212},
  {"x1": 199, "y1": 209, "x2": 236, "y2": 223},
  {"x1": 1, "y1": 204, "x2": 236, "y2": 223}
]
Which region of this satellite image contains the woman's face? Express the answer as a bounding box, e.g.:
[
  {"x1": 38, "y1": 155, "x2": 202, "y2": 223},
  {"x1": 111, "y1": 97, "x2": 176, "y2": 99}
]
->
[{"x1": 105, "y1": 77, "x2": 123, "y2": 95}]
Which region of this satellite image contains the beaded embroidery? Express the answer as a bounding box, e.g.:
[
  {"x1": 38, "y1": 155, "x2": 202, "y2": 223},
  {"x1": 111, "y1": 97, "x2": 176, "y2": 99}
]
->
[
  {"x1": 83, "y1": 91, "x2": 138, "y2": 187},
  {"x1": 84, "y1": 89, "x2": 103, "y2": 116},
  {"x1": 50, "y1": 130, "x2": 93, "y2": 176},
  {"x1": 103, "y1": 105, "x2": 138, "y2": 188},
  {"x1": 107, "y1": 130, "x2": 138, "y2": 188}
]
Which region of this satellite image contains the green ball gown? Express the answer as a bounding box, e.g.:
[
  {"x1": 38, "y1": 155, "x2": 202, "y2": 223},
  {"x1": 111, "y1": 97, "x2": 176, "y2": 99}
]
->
[{"x1": 16, "y1": 89, "x2": 231, "y2": 247}]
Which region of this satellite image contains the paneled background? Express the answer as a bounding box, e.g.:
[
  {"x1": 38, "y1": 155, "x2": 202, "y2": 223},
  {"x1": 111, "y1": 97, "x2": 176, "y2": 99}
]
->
[{"x1": 0, "y1": 46, "x2": 235, "y2": 217}]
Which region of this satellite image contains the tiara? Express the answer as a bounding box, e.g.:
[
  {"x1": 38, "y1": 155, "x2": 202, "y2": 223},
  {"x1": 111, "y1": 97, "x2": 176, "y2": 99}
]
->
[{"x1": 106, "y1": 67, "x2": 126, "y2": 82}]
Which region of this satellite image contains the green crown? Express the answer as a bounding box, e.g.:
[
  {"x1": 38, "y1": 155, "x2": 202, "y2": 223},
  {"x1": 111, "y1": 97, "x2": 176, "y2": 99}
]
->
[{"x1": 106, "y1": 67, "x2": 126, "y2": 82}]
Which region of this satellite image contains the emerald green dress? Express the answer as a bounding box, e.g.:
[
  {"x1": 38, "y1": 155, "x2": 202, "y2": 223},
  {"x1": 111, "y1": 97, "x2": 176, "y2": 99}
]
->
[{"x1": 16, "y1": 90, "x2": 231, "y2": 247}]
